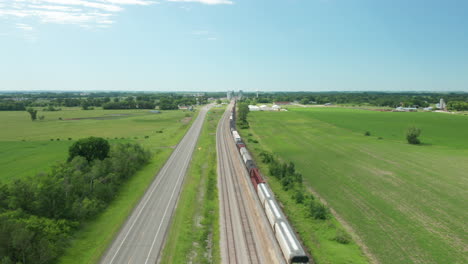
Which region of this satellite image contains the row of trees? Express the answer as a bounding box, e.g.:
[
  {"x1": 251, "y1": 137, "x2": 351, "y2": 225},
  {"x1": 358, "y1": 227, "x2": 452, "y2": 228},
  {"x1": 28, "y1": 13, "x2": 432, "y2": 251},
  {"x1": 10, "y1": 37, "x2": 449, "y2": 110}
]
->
[
  {"x1": 1, "y1": 93, "x2": 209, "y2": 111},
  {"x1": 0, "y1": 138, "x2": 151, "y2": 263},
  {"x1": 447, "y1": 101, "x2": 468, "y2": 111},
  {"x1": 102, "y1": 101, "x2": 155, "y2": 110},
  {"x1": 243, "y1": 92, "x2": 468, "y2": 109},
  {"x1": 0, "y1": 101, "x2": 26, "y2": 111},
  {"x1": 0, "y1": 92, "x2": 221, "y2": 101},
  {"x1": 236, "y1": 102, "x2": 250, "y2": 128}
]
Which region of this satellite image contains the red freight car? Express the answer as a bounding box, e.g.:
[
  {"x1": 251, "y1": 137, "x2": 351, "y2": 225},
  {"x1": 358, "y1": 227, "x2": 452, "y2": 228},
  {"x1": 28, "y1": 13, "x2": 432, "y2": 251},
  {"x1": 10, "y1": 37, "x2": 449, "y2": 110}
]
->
[
  {"x1": 236, "y1": 143, "x2": 246, "y2": 151},
  {"x1": 249, "y1": 168, "x2": 265, "y2": 189}
]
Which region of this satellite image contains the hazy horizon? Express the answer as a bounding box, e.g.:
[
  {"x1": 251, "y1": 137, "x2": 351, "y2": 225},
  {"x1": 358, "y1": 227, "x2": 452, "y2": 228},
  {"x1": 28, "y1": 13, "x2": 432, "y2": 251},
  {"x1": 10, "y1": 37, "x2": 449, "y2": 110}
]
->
[{"x1": 1, "y1": 89, "x2": 467, "y2": 94}]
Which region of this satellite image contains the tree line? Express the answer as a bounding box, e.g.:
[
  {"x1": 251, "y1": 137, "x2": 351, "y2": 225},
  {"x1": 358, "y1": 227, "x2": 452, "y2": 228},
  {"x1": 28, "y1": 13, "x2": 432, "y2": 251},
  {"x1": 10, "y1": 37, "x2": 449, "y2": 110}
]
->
[
  {"x1": 0, "y1": 93, "x2": 209, "y2": 111},
  {"x1": 0, "y1": 138, "x2": 151, "y2": 264},
  {"x1": 236, "y1": 102, "x2": 250, "y2": 129},
  {"x1": 241, "y1": 92, "x2": 468, "y2": 109},
  {"x1": 0, "y1": 101, "x2": 26, "y2": 111},
  {"x1": 447, "y1": 101, "x2": 468, "y2": 111}
]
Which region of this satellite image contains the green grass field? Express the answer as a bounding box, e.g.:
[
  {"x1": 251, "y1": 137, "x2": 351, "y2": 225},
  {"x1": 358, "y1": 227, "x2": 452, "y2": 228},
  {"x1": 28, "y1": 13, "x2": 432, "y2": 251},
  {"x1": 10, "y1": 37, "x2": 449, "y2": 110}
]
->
[
  {"x1": 0, "y1": 107, "x2": 197, "y2": 263},
  {"x1": 160, "y1": 107, "x2": 223, "y2": 264},
  {"x1": 242, "y1": 107, "x2": 468, "y2": 264},
  {"x1": 0, "y1": 108, "x2": 194, "y2": 182},
  {"x1": 0, "y1": 141, "x2": 72, "y2": 182}
]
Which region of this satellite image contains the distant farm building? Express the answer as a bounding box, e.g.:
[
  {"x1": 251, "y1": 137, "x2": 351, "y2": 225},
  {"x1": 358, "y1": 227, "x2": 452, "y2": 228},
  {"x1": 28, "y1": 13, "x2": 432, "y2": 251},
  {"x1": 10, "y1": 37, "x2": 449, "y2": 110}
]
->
[
  {"x1": 259, "y1": 105, "x2": 270, "y2": 111},
  {"x1": 436, "y1": 98, "x2": 447, "y2": 110},
  {"x1": 248, "y1": 105, "x2": 261, "y2": 111},
  {"x1": 395, "y1": 107, "x2": 417, "y2": 112},
  {"x1": 248, "y1": 104, "x2": 282, "y2": 111},
  {"x1": 178, "y1": 105, "x2": 193, "y2": 111},
  {"x1": 272, "y1": 105, "x2": 281, "y2": 110},
  {"x1": 273, "y1": 101, "x2": 291, "y2": 105}
]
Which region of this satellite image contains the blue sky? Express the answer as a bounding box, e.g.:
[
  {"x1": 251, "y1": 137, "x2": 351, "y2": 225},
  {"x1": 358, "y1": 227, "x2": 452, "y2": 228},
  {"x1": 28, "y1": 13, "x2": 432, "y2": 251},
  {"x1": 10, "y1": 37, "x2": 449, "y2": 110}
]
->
[{"x1": 0, "y1": 0, "x2": 467, "y2": 92}]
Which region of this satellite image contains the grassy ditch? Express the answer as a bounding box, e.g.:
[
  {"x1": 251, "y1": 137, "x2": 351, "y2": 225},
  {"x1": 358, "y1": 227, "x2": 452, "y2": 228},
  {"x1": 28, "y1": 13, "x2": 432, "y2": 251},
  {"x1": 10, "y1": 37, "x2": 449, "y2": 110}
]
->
[{"x1": 160, "y1": 107, "x2": 224, "y2": 264}]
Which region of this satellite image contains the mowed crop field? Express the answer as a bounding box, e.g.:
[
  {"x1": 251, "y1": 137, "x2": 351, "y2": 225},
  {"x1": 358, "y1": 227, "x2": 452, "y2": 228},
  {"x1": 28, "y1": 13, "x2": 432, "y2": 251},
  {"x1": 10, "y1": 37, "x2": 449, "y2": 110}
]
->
[
  {"x1": 246, "y1": 107, "x2": 468, "y2": 264},
  {"x1": 0, "y1": 107, "x2": 196, "y2": 263}
]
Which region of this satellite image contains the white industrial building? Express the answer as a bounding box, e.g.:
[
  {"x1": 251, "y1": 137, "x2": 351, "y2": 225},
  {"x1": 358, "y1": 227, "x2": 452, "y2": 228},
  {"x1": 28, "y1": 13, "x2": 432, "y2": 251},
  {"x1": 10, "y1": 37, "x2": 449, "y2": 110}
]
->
[
  {"x1": 248, "y1": 104, "x2": 282, "y2": 111},
  {"x1": 436, "y1": 98, "x2": 447, "y2": 110},
  {"x1": 272, "y1": 105, "x2": 281, "y2": 110},
  {"x1": 248, "y1": 105, "x2": 260, "y2": 111}
]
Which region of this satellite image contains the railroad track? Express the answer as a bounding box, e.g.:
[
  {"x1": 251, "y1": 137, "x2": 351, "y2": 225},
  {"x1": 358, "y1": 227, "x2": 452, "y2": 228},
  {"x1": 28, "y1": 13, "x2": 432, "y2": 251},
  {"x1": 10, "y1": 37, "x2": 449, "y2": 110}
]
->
[
  {"x1": 217, "y1": 104, "x2": 260, "y2": 264},
  {"x1": 217, "y1": 128, "x2": 238, "y2": 263}
]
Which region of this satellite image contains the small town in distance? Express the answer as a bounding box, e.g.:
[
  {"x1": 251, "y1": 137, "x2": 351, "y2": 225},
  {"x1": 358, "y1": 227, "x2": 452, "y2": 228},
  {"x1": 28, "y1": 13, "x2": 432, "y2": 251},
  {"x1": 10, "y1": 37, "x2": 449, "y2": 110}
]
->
[{"x1": 1, "y1": 1, "x2": 467, "y2": 264}]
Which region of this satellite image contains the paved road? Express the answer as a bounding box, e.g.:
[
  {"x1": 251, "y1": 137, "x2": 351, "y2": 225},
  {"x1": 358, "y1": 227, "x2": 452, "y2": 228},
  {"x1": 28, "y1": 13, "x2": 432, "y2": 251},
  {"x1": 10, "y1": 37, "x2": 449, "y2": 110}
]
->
[
  {"x1": 217, "y1": 103, "x2": 285, "y2": 264},
  {"x1": 100, "y1": 105, "x2": 211, "y2": 264}
]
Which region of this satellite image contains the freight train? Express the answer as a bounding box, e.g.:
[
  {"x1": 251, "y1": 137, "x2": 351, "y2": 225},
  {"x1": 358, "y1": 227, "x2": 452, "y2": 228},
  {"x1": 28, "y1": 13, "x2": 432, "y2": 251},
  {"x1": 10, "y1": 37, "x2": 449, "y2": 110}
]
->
[{"x1": 229, "y1": 103, "x2": 309, "y2": 264}]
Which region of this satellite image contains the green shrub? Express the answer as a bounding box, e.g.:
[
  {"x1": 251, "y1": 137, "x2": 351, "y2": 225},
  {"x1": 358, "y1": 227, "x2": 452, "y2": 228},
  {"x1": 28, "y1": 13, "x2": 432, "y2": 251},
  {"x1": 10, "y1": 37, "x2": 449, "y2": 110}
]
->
[
  {"x1": 68, "y1": 137, "x2": 110, "y2": 162},
  {"x1": 364, "y1": 131, "x2": 371, "y2": 136},
  {"x1": 292, "y1": 191, "x2": 305, "y2": 204},
  {"x1": 334, "y1": 229, "x2": 352, "y2": 244},
  {"x1": 260, "y1": 152, "x2": 275, "y2": 164},
  {"x1": 406, "y1": 127, "x2": 421, "y2": 144},
  {"x1": 248, "y1": 138, "x2": 259, "y2": 143},
  {"x1": 309, "y1": 201, "x2": 330, "y2": 220}
]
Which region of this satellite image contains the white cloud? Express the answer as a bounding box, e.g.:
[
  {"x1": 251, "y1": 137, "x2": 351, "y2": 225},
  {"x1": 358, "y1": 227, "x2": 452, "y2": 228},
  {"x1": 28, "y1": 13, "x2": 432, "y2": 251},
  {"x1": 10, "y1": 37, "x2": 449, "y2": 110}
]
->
[
  {"x1": 14, "y1": 22, "x2": 38, "y2": 42},
  {"x1": 99, "y1": 0, "x2": 155, "y2": 5},
  {"x1": 168, "y1": 0, "x2": 232, "y2": 5},
  {"x1": 0, "y1": 0, "x2": 156, "y2": 28},
  {"x1": 191, "y1": 29, "x2": 218, "y2": 40},
  {"x1": 27, "y1": 5, "x2": 83, "y2": 12},
  {"x1": 0, "y1": 0, "x2": 232, "y2": 32},
  {"x1": 16, "y1": 23, "x2": 33, "y2": 30},
  {"x1": 191, "y1": 30, "x2": 209, "y2": 35}
]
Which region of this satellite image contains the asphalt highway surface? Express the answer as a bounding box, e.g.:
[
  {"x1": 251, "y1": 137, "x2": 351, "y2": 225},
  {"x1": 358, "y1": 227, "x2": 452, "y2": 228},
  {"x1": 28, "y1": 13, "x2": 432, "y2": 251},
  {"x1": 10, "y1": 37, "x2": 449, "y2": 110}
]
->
[{"x1": 100, "y1": 105, "x2": 210, "y2": 264}]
